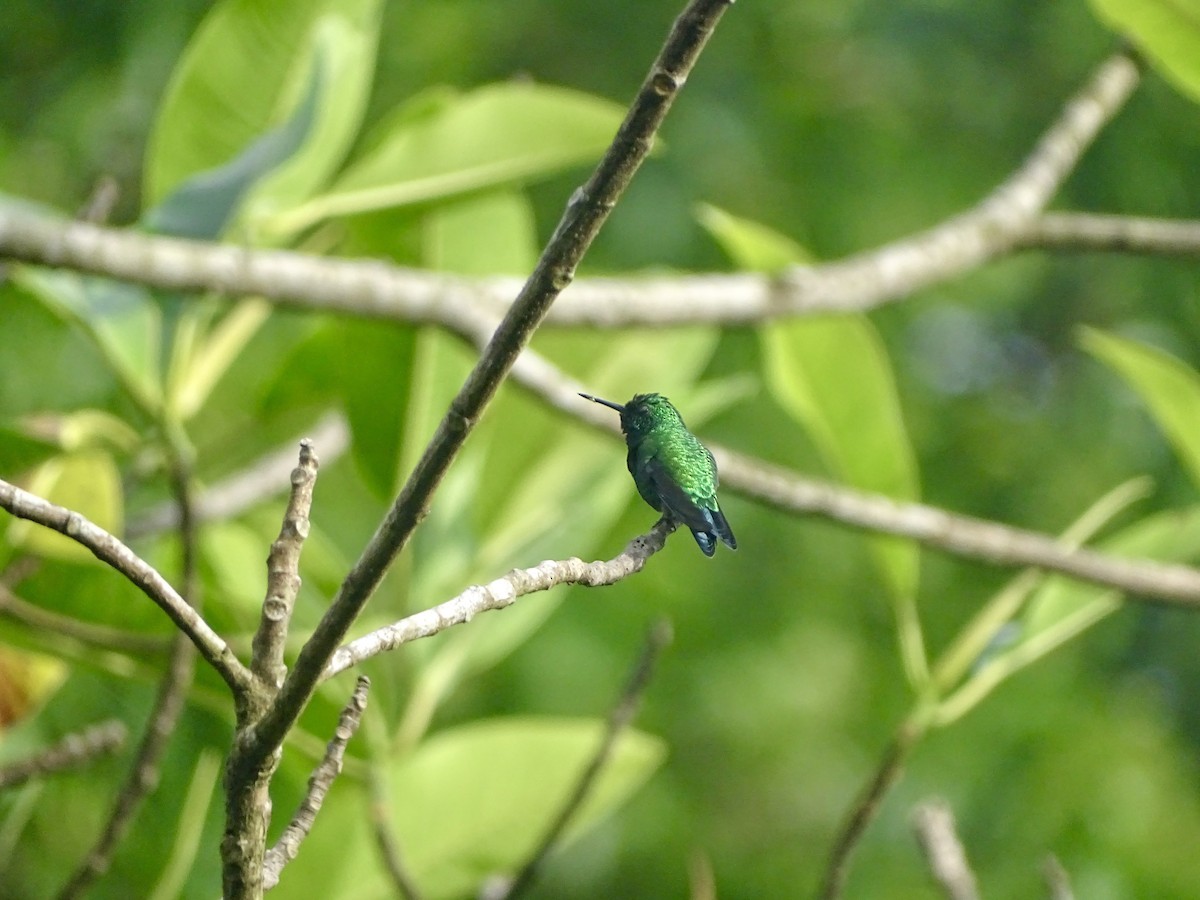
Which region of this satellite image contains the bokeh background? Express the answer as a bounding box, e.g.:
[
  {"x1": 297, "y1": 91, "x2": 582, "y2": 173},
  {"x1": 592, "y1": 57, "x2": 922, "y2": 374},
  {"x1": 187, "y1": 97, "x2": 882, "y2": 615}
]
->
[{"x1": 2, "y1": 1, "x2": 1200, "y2": 898}]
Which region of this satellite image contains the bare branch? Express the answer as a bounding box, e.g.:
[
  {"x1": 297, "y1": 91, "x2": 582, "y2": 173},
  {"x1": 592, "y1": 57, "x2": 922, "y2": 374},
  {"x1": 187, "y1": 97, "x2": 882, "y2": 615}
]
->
[
  {"x1": 499, "y1": 618, "x2": 673, "y2": 900},
  {"x1": 0, "y1": 54, "x2": 1146, "y2": 331},
  {"x1": 818, "y1": 718, "x2": 923, "y2": 900},
  {"x1": 323, "y1": 519, "x2": 674, "y2": 681},
  {"x1": 251, "y1": 440, "x2": 319, "y2": 689},
  {"x1": 251, "y1": 0, "x2": 734, "y2": 767},
  {"x1": 58, "y1": 459, "x2": 201, "y2": 899},
  {"x1": 0, "y1": 478, "x2": 250, "y2": 691},
  {"x1": 127, "y1": 412, "x2": 348, "y2": 539},
  {"x1": 1020, "y1": 212, "x2": 1200, "y2": 257},
  {"x1": 1043, "y1": 855, "x2": 1076, "y2": 900},
  {"x1": 262, "y1": 676, "x2": 370, "y2": 891},
  {"x1": 911, "y1": 799, "x2": 981, "y2": 900},
  {"x1": 718, "y1": 448, "x2": 1200, "y2": 608},
  {"x1": 0, "y1": 720, "x2": 127, "y2": 790},
  {"x1": 0, "y1": 580, "x2": 172, "y2": 656},
  {"x1": 368, "y1": 768, "x2": 425, "y2": 900}
]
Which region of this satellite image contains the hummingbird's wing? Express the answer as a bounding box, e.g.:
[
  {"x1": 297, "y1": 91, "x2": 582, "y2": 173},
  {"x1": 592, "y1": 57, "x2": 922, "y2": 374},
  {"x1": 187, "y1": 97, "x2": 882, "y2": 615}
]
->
[{"x1": 644, "y1": 455, "x2": 729, "y2": 556}]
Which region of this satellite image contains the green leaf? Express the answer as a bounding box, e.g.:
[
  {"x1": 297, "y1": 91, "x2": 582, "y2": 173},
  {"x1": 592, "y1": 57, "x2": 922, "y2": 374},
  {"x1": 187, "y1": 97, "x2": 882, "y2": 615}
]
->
[
  {"x1": 389, "y1": 718, "x2": 665, "y2": 899},
  {"x1": 696, "y1": 202, "x2": 810, "y2": 269},
  {"x1": 1089, "y1": 0, "x2": 1200, "y2": 102},
  {"x1": 6, "y1": 451, "x2": 123, "y2": 564},
  {"x1": 265, "y1": 83, "x2": 627, "y2": 234},
  {"x1": 165, "y1": 299, "x2": 272, "y2": 422},
  {"x1": 1081, "y1": 327, "x2": 1200, "y2": 491},
  {"x1": 701, "y1": 207, "x2": 923, "y2": 675},
  {"x1": 16, "y1": 270, "x2": 163, "y2": 413},
  {"x1": 936, "y1": 505, "x2": 1200, "y2": 725},
  {"x1": 146, "y1": 0, "x2": 382, "y2": 208},
  {"x1": 142, "y1": 53, "x2": 325, "y2": 240}
]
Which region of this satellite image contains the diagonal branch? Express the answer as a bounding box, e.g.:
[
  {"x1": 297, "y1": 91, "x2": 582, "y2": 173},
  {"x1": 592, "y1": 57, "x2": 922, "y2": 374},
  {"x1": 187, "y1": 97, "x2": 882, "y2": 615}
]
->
[
  {"x1": 322, "y1": 519, "x2": 674, "y2": 681},
  {"x1": 58, "y1": 455, "x2": 202, "y2": 899},
  {"x1": 499, "y1": 618, "x2": 673, "y2": 900},
  {"x1": 911, "y1": 800, "x2": 981, "y2": 900},
  {"x1": 0, "y1": 477, "x2": 250, "y2": 691},
  {"x1": 0, "y1": 720, "x2": 127, "y2": 791},
  {"x1": 248, "y1": 0, "x2": 734, "y2": 763},
  {"x1": 262, "y1": 676, "x2": 370, "y2": 891}
]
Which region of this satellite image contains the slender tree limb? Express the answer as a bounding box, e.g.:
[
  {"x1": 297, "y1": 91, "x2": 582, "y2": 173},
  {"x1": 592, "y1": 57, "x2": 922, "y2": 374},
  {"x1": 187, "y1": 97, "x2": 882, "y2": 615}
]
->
[
  {"x1": 58, "y1": 459, "x2": 201, "y2": 899},
  {"x1": 0, "y1": 479, "x2": 249, "y2": 689},
  {"x1": 251, "y1": 440, "x2": 319, "y2": 690},
  {"x1": 245, "y1": 0, "x2": 733, "y2": 786},
  {"x1": 1020, "y1": 212, "x2": 1200, "y2": 257},
  {"x1": 0, "y1": 53, "x2": 1147, "y2": 330},
  {"x1": 0, "y1": 720, "x2": 128, "y2": 790},
  {"x1": 1043, "y1": 854, "x2": 1075, "y2": 900},
  {"x1": 499, "y1": 618, "x2": 673, "y2": 900},
  {"x1": 0, "y1": 580, "x2": 173, "y2": 656},
  {"x1": 261, "y1": 676, "x2": 370, "y2": 891},
  {"x1": 818, "y1": 717, "x2": 924, "y2": 900},
  {"x1": 127, "y1": 413, "x2": 347, "y2": 539},
  {"x1": 323, "y1": 519, "x2": 674, "y2": 681},
  {"x1": 717, "y1": 448, "x2": 1200, "y2": 607},
  {"x1": 367, "y1": 767, "x2": 426, "y2": 900},
  {"x1": 911, "y1": 799, "x2": 981, "y2": 900}
]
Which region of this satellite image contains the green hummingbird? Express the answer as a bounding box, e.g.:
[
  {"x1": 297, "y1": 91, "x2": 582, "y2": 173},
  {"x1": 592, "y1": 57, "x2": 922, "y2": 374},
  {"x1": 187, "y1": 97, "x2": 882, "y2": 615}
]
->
[{"x1": 580, "y1": 392, "x2": 736, "y2": 556}]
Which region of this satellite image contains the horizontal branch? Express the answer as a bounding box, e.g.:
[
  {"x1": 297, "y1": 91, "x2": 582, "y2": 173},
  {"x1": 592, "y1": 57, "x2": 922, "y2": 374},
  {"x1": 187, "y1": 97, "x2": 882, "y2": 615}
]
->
[
  {"x1": 322, "y1": 520, "x2": 675, "y2": 681},
  {"x1": 717, "y1": 448, "x2": 1200, "y2": 608},
  {"x1": 0, "y1": 53, "x2": 1156, "y2": 332},
  {"x1": 0, "y1": 478, "x2": 251, "y2": 691},
  {"x1": 0, "y1": 720, "x2": 127, "y2": 790}
]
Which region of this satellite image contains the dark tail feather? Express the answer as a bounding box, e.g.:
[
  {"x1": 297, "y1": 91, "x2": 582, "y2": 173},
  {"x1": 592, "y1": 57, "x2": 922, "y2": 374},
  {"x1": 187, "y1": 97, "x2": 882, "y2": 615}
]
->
[
  {"x1": 711, "y1": 508, "x2": 736, "y2": 550},
  {"x1": 691, "y1": 529, "x2": 717, "y2": 557}
]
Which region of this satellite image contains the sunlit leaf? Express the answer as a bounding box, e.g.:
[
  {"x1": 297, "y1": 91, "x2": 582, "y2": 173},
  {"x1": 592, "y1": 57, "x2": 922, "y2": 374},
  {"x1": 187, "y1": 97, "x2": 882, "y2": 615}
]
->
[
  {"x1": 6, "y1": 451, "x2": 123, "y2": 564},
  {"x1": 1089, "y1": 0, "x2": 1200, "y2": 102},
  {"x1": 1081, "y1": 326, "x2": 1200, "y2": 491},
  {"x1": 389, "y1": 718, "x2": 665, "y2": 899},
  {"x1": 266, "y1": 83, "x2": 627, "y2": 234},
  {"x1": 146, "y1": 0, "x2": 383, "y2": 206}
]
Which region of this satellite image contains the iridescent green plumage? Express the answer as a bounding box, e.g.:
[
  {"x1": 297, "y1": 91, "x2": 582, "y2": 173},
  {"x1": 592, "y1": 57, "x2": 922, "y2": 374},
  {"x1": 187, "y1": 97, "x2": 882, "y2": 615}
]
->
[{"x1": 581, "y1": 392, "x2": 736, "y2": 556}]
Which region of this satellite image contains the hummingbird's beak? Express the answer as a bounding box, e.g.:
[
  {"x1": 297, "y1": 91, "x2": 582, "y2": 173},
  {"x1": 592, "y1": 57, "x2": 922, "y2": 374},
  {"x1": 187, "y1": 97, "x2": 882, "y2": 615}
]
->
[{"x1": 579, "y1": 393, "x2": 626, "y2": 413}]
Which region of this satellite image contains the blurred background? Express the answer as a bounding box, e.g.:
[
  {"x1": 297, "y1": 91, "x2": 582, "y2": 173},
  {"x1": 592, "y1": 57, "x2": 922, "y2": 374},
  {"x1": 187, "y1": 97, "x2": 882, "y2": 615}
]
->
[{"x1": 2, "y1": 1, "x2": 1200, "y2": 898}]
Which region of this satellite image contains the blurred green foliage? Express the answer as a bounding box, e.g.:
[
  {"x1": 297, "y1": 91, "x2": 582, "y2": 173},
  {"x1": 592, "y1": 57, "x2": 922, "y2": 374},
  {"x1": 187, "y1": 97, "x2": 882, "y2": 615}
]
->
[{"x1": 3, "y1": 1, "x2": 1200, "y2": 898}]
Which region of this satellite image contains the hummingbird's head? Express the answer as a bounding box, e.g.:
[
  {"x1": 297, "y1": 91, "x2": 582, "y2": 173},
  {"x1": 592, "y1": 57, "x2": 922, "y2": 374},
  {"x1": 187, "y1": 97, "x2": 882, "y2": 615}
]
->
[{"x1": 579, "y1": 392, "x2": 683, "y2": 439}]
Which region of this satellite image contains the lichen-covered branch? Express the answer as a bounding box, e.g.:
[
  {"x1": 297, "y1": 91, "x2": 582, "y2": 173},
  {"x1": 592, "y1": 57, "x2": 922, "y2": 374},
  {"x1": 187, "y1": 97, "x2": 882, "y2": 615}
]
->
[
  {"x1": 0, "y1": 477, "x2": 249, "y2": 691},
  {"x1": 250, "y1": 440, "x2": 318, "y2": 690},
  {"x1": 0, "y1": 720, "x2": 127, "y2": 790},
  {"x1": 911, "y1": 800, "x2": 981, "y2": 900},
  {"x1": 262, "y1": 676, "x2": 370, "y2": 891},
  {"x1": 323, "y1": 519, "x2": 675, "y2": 681}
]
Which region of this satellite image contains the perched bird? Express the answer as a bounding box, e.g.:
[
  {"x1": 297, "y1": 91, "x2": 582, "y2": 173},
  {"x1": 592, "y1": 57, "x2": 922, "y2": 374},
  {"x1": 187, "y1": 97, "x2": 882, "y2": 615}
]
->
[{"x1": 580, "y1": 392, "x2": 736, "y2": 556}]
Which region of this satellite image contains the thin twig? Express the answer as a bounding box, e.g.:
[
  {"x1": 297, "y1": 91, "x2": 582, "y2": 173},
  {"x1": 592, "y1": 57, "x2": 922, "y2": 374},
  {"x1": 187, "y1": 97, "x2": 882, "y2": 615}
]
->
[
  {"x1": 243, "y1": 0, "x2": 734, "y2": 794},
  {"x1": 0, "y1": 477, "x2": 249, "y2": 691},
  {"x1": 718, "y1": 448, "x2": 1200, "y2": 608},
  {"x1": 911, "y1": 799, "x2": 981, "y2": 900},
  {"x1": 251, "y1": 439, "x2": 319, "y2": 690},
  {"x1": 58, "y1": 458, "x2": 201, "y2": 899},
  {"x1": 0, "y1": 580, "x2": 173, "y2": 656},
  {"x1": 0, "y1": 54, "x2": 1149, "y2": 329},
  {"x1": 323, "y1": 519, "x2": 675, "y2": 681},
  {"x1": 1021, "y1": 212, "x2": 1200, "y2": 257},
  {"x1": 1043, "y1": 854, "x2": 1076, "y2": 900},
  {"x1": 818, "y1": 717, "x2": 924, "y2": 900},
  {"x1": 367, "y1": 767, "x2": 425, "y2": 900},
  {"x1": 0, "y1": 720, "x2": 128, "y2": 790},
  {"x1": 262, "y1": 676, "x2": 371, "y2": 891},
  {"x1": 499, "y1": 618, "x2": 674, "y2": 900},
  {"x1": 126, "y1": 413, "x2": 348, "y2": 539}
]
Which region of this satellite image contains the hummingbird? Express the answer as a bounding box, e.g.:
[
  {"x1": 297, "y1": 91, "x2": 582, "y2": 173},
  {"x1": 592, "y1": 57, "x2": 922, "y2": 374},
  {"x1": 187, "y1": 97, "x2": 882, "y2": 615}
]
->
[{"x1": 580, "y1": 392, "x2": 736, "y2": 556}]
